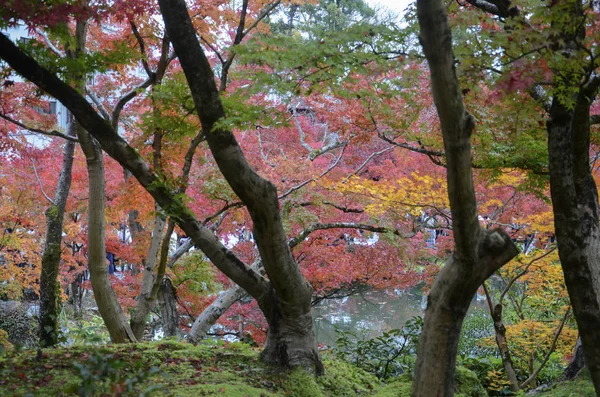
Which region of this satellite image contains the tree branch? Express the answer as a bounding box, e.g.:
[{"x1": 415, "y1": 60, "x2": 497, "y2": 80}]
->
[{"x1": 0, "y1": 112, "x2": 78, "y2": 142}]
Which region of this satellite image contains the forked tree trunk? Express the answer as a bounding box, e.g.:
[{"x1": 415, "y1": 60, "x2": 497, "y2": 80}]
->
[
  {"x1": 414, "y1": 1, "x2": 519, "y2": 395},
  {"x1": 39, "y1": 113, "x2": 77, "y2": 347}
]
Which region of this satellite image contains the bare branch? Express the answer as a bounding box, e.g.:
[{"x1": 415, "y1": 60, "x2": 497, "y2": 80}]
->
[
  {"x1": 30, "y1": 158, "x2": 54, "y2": 205},
  {"x1": 519, "y1": 308, "x2": 572, "y2": 389},
  {"x1": 129, "y1": 21, "x2": 153, "y2": 78},
  {"x1": 0, "y1": 112, "x2": 78, "y2": 142},
  {"x1": 85, "y1": 87, "x2": 111, "y2": 121}
]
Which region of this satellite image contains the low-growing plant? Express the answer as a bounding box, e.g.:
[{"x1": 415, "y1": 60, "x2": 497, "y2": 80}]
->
[
  {"x1": 334, "y1": 316, "x2": 423, "y2": 380},
  {"x1": 73, "y1": 352, "x2": 163, "y2": 396}
]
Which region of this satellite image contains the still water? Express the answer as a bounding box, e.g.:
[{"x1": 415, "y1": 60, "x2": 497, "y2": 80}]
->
[{"x1": 312, "y1": 288, "x2": 488, "y2": 347}]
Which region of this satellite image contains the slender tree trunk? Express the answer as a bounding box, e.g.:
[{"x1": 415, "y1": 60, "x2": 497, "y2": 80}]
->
[
  {"x1": 490, "y1": 303, "x2": 519, "y2": 391},
  {"x1": 78, "y1": 128, "x2": 136, "y2": 343},
  {"x1": 130, "y1": 212, "x2": 166, "y2": 339},
  {"x1": 561, "y1": 337, "x2": 585, "y2": 381},
  {"x1": 413, "y1": 1, "x2": 519, "y2": 394},
  {"x1": 39, "y1": 113, "x2": 77, "y2": 347}
]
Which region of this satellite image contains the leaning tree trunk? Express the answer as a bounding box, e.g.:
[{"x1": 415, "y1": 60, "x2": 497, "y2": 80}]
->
[
  {"x1": 413, "y1": 1, "x2": 519, "y2": 395},
  {"x1": 39, "y1": 112, "x2": 77, "y2": 347}
]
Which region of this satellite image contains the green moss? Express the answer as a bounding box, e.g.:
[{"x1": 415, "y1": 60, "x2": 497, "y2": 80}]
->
[
  {"x1": 455, "y1": 366, "x2": 488, "y2": 396},
  {"x1": 531, "y1": 371, "x2": 595, "y2": 397},
  {"x1": 0, "y1": 342, "x2": 590, "y2": 397},
  {"x1": 372, "y1": 380, "x2": 412, "y2": 397},
  {"x1": 318, "y1": 359, "x2": 381, "y2": 395},
  {"x1": 284, "y1": 368, "x2": 325, "y2": 397}
]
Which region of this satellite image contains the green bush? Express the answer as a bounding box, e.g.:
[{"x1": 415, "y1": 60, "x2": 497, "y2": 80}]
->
[
  {"x1": 333, "y1": 316, "x2": 422, "y2": 380},
  {"x1": 0, "y1": 303, "x2": 37, "y2": 348}
]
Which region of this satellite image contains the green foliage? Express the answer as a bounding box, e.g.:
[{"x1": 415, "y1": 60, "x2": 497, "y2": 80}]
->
[
  {"x1": 458, "y1": 308, "x2": 496, "y2": 358},
  {"x1": 172, "y1": 252, "x2": 221, "y2": 296},
  {"x1": 73, "y1": 352, "x2": 162, "y2": 396},
  {"x1": 60, "y1": 314, "x2": 111, "y2": 346},
  {"x1": 0, "y1": 303, "x2": 37, "y2": 348},
  {"x1": 333, "y1": 316, "x2": 422, "y2": 379}
]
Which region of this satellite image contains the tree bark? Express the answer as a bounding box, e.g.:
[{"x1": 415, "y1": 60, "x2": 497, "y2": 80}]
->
[
  {"x1": 39, "y1": 112, "x2": 77, "y2": 347},
  {"x1": 130, "y1": 212, "x2": 166, "y2": 340},
  {"x1": 187, "y1": 282, "x2": 247, "y2": 343},
  {"x1": 561, "y1": 337, "x2": 585, "y2": 381},
  {"x1": 547, "y1": 93, "x2": 600, "y2": 393},
  {"x1": 78, "y1": 127, "x2": 137, "y2": 343},
  {"x1": 414, "y1": 1, "x2": 519, "y2": 395},
  {"x1": 158, "y1": 278, "x2": 179, "y2": 338}
]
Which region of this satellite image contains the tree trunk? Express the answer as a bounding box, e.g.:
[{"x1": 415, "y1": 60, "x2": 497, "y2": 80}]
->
[
  {"x1": 78, "y1": 127, "x2": 136, "y2": 343},
  {"x1": 413, "y1": 1, "x2": 519, "y2": 395},
  {"x1": 547, "y1": 94, "x2": 600, "y2": 393},
  {"x1": 561, "y1": 337, "x2": 585, "y2": 381},
  {"x1": 130, "y1": 212, "x2": 166, "y2": 339},
  {"x1": 158, "y1": 278, "x2": 179, "y2": 338},
  {"x1": 259, "y1": 291, "x2": 324, "y2": 375},
  {"x1": 490, "y1": 303, "x2": 519, "y2": 391},
  {"x1": 39, "y1": 113, "x2": 77, "y2": 347},
  {"x1": 187, "y1": 284, "x2": 247, "y2": 343},
  {"x1": 70, "y1": 272, "x2": 84, "y2": 319}
]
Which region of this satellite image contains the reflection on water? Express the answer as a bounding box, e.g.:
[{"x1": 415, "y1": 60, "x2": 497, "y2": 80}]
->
[{"x1": 312, "y1": 288, "x2": 488, "y2": 347}]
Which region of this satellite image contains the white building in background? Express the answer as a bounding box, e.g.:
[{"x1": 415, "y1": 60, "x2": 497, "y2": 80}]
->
[{"x1": 2, "y1": 25, "x2": 70, "y2": 143}]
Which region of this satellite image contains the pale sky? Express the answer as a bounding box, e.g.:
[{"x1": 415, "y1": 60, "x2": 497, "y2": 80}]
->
[{"x1": 367, "y1": 0, "x2": 413, "y2": 13}]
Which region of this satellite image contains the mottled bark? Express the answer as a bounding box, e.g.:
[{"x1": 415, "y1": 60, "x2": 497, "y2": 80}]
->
[
  {"x1": 39, "y1": 113, "x2": 77, "y2": 347},
  {"x1": 158, "y1": 278, "x2": 179, "y2": 338},
  {"x1": 414, "y1": 1, "x2": 519, "y2": 395},
  {"x1": 130, "y1": 213, "x2": 166, "y2": 339},
  {"x1": 187, "y1": 283, "x2": 247, "y2": 343}
]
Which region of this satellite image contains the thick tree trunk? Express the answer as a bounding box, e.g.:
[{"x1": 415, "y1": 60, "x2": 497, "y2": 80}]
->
[
  {"x1": 547, "y1": 95, "x2": 600, "y2": 393},
  {"x1": 413, "y1": 235, "x2": 517, "y2": 396},
  {"x1": 259, "y1": 292, "x2": 323, "y2": 375},
  {"x1": 39, "y1": 113, "x2": 77, "y2": 347},
  {"x1": 414, "y1": 1, "x2": 519, "y2": 395},
  {"x1": 158, "y1": 278, "x2": 179, "y2": 338}
]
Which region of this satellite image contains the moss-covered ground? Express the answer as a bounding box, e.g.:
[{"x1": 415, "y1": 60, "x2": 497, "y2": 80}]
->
[{"x1": 0, "y1": 341, "x2": 593, "y2": 396}]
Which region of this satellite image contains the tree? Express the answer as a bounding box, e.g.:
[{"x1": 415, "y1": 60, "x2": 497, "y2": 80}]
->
[
  {"x1": 0, "y1": 0, "x2": 325, "y2": 371},
  {"x1": 412, "y1": 1, "x2": 519, "y2": 395}
]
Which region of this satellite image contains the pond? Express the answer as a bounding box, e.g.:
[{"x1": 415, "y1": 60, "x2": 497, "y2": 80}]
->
[{"x1": 312, "y1": 288, "x2": 488, "y2": 347}]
